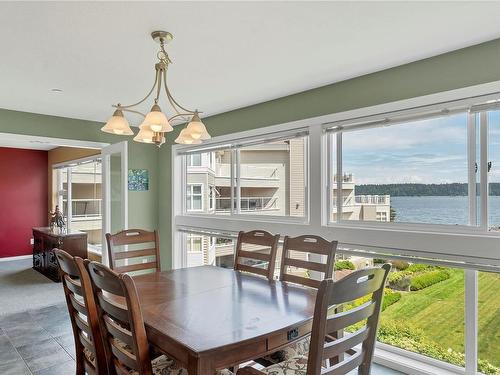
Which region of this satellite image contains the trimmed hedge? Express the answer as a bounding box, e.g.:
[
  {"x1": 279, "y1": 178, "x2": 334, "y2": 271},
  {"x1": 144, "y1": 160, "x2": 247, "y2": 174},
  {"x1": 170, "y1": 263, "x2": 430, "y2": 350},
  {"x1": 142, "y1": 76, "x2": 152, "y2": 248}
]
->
[
  {"x1": 391, "y1": 260, "x2": 409, "y2": 270},
  {"x1": 334, "y1": 260, "x2": 355, "y2": 271},
  {"x1": 382, "y1": 290, "x2": 402, "y2": 310},
  {"x1": 377, "y1": 321, "x2": 499, "y2": 375},
  {"x1": 410, "y1": 269, "x2": 450, "y2": 291},
  {"x1": 406, "y1": 263, "x2": 434, "y2": 273}
]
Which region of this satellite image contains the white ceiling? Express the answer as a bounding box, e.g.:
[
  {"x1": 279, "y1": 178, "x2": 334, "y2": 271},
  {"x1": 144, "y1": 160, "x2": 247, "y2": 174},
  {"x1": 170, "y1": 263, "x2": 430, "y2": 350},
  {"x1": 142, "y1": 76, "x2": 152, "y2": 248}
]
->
[
  {"x1": 0, "y1": 138, "x2": 58, "y2": 151},
  {"x1": 1, "y1": 2, "x2": 500, "y2": 126}
]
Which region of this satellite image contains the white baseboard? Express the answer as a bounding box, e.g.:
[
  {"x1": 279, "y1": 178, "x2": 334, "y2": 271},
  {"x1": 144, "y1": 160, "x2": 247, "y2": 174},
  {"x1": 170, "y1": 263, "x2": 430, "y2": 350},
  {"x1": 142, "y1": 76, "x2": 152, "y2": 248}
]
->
[{"x1": 0, "y1": 254, "x2": 32, "y2": 262}]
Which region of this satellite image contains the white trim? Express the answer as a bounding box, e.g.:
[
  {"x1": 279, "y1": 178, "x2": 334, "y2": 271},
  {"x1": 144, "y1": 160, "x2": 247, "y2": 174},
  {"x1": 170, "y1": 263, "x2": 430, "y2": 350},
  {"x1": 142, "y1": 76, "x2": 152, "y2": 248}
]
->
[
  {"x1": 0, "y1": 255, "x2": 32, "y2": 262},
  {"x1": 101, "y1": 141, "x2": 128, "y2": 266},
  {"x1": 186, "y1": 183, "x2": 204, "y2": 212},
  {"x1": 464, "y1": 270, "x2": 478, "y2": 375},
  {"x1": 52, "y1": 154, "x2": 103, "y2": 170},
  {"x1": 0, "y1": 132, "x2": 109, "y2": 150}
]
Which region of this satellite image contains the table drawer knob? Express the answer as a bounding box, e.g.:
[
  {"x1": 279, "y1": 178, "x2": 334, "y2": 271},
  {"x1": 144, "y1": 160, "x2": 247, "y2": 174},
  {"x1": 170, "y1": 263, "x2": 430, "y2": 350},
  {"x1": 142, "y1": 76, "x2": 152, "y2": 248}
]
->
[{"x1": 287, "y1": 328, "x2": 299, "y2": 341}]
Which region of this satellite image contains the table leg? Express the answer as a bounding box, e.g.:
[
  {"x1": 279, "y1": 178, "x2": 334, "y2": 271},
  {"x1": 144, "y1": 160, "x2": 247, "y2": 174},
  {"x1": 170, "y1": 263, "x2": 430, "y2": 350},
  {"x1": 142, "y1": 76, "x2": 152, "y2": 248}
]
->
[{"x1": 188, "y1": 354, "x2": 215, "y2": 375}]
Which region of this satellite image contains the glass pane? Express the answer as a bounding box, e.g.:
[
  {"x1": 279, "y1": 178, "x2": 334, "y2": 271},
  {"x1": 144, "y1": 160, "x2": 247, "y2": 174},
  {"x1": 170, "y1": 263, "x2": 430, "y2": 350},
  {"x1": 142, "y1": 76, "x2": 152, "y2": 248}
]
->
[
  {"x1": 488, "y1": 110, "x2": 500, "y2": 230},
  {"x1": 478, "y1": 271, "x2": 500, "y2": 373},
  {"x1": 70, "y1": 160, "x2": 103, "y2": 252},
  {"x1": 237, "y1": 136, "x2": 306, "y2": 217},
  {"x1": 335, "y1": 254, "x2": 465, "y2": 369},
  {"x1": 185, "y1": 150, "x2": 231, "y2": 215},
  {"x1": 184, "y1": 233, "x2": 235, "y2": 268},
  {"x1": 341, "y1": 114, "x2": 469, "y2": 225}
]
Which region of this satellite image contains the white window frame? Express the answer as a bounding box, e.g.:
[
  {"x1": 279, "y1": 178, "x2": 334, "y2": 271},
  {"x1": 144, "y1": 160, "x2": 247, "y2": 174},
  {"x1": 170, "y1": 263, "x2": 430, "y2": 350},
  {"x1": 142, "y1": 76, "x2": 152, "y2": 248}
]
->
[
  {"x1": 172, "y1": 80, "x2": 500, "y2": 375},
  {"x1": 186, "y1": 183, "x2": 204, "y2": 212},
  {"x1": 187, "y1": 153, "x2": 202, "y2": 167},
  {"x1": 186, "y1": 234, "x2": 203, "y2": 253}
]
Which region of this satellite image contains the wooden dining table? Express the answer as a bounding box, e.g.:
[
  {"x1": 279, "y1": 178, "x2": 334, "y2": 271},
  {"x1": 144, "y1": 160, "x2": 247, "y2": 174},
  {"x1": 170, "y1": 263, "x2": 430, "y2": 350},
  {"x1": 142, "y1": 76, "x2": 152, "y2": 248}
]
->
[{"x1": 132, "y1": 265, "x2": 317, "y2": 375}]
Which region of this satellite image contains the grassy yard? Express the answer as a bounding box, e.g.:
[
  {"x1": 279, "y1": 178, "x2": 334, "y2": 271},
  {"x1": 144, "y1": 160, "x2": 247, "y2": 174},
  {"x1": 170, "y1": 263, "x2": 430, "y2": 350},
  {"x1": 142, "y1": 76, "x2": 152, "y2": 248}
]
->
[{"x1": 380, "y1": 268, "x2": 500, "y2": 367}]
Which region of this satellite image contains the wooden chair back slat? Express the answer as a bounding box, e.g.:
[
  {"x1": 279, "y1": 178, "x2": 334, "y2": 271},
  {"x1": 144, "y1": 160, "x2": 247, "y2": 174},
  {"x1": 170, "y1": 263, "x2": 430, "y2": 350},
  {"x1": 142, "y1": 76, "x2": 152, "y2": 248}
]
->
[
  {"x1": 104, "y1": 316, "x2": 134, "y2": 347},
  {"x1": 64, "y1": 275, "x2": 83, "y2": 295},
  {"x1": 234, "y1": 230, "x2": 280, "y2": 280},
  {"x1": 284, "y1": 257, "x2": 328, "y2": 273},
  {"x1": 114, "y1": 248, "x2": 157, "y2": 260},
  {"x1": 110, "y1": 340, "x2": 138, "y2": 370},
  {"x1": 326, "y1": 301, "x2": 376, "y2": 333},
  {"x1": 279, "y1": 235, "x2": 336, "y2": 289},
  {"x1": 114, "y1": 262, "x2": 159, "y2": 274},
  {"x1": 87, "y1": 261, "x2": 154, "y2": 375},
  {"x1": 306, "y1": 264, "x2": 391, "y2": 375},
  {"x1": 284, "y1": 235, "x2": 335, "y2": 255},
  {"x1": 329, "y1": 267, "x2": 388, "y2": 304},
  {"x1": 281, "y1": 273, "x2": 321, "y2": 289},
  {"x1": 322, "y1": 351, "x2": 363, "y2": 375},
  {"x1": 236, "y1": 250, "x2": 271, "y2": 262},
  {"x1": 322, "y1": 327, "x2": 369, "y2": 361},
  {"x1": 106, "y1": 229, "x2": 160, "y2": 274},
  {"x1": 54, "y1": 249, "x2": 107, "y2": 375},
  {"x1": 97, "y1": 293, "x2": 130, "y2": 324}
]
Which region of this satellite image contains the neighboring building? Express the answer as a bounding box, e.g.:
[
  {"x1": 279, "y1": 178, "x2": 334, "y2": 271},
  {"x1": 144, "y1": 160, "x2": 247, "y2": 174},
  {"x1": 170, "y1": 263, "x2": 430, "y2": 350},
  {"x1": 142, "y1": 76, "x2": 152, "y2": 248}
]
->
[
  {"x1": 186, "y1": 140, "x2": 390, "y2": 268},
  {"x1": 332, "y1": 173, "x2": 390, "y2": 222}
]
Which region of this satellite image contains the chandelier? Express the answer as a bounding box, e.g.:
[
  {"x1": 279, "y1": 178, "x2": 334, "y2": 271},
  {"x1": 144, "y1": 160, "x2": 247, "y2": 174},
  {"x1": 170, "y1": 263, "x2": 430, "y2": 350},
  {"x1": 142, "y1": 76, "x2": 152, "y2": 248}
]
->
[{"x1": 101, "y1": 31, "x2": 210, "y2": 147}]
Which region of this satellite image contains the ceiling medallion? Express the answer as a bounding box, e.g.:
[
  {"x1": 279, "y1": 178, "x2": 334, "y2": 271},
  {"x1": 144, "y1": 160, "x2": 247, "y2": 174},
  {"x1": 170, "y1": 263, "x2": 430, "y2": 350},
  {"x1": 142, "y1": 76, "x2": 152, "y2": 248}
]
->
[{"x1": 101, "y1": 30, "x2": 210, "y2": 147}]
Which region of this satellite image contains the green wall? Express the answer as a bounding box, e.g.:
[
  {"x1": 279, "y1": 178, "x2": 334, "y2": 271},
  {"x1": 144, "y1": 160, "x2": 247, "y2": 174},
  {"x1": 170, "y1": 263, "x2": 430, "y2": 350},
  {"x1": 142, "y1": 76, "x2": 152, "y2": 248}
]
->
[
  {"x1": 3, "y1": 38, "x2": 500, "y2": 269},
  {"x1": 158, "y1": 37, "x2": 500, "y2": 269},
  {"x1": 0, "y1": 109, "x2": 159, "y2": 238}
]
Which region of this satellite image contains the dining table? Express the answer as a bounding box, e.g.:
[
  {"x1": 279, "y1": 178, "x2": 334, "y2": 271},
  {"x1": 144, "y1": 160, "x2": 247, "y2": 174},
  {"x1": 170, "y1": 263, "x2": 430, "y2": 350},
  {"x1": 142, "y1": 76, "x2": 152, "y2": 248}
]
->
[{"x1": 132, "y1": 265, "x2": 318, "y2": 375}]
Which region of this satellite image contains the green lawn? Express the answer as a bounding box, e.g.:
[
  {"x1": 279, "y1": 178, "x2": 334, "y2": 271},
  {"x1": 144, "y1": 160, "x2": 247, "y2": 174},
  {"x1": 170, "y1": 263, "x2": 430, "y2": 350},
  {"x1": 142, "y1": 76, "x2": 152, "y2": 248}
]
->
[{"x1": 380, "y1": 268, "x2": 500, "y2": 368}]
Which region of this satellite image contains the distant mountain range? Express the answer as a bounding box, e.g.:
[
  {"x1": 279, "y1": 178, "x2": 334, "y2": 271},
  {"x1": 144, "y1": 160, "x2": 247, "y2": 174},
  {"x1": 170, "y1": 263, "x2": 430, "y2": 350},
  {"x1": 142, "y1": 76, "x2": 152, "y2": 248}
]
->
[{"x1": 355, "y1": 183, "x2": 500, "y2": 196}]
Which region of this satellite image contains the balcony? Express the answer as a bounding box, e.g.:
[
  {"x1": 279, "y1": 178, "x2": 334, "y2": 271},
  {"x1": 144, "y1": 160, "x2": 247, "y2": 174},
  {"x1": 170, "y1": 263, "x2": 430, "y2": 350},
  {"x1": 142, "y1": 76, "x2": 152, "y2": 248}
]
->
[
  {"x1": 215, "y1": 164, "x2": 281, "y2": 188},
  {"x1": 216, "y1": 196, "x2": 278, "y2": 212},
  {"x1": 333, "y1": 195, "x2": 390, "y2": 207}
]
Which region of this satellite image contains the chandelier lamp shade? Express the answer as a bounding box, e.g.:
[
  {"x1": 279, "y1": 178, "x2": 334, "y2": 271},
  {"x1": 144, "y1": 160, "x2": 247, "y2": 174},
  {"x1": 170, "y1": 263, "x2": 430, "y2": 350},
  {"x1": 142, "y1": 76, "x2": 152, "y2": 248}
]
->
[{"x1": 101, "y1": 30, "x2": 210, "y2": 147}]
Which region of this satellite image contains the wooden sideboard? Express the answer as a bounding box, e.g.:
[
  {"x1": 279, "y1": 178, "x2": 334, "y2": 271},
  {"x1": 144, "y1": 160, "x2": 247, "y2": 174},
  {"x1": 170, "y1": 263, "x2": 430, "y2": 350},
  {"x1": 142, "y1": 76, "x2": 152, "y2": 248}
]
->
[{"x1": 32, "y1": 227, "x2": 88, "y2": 282}]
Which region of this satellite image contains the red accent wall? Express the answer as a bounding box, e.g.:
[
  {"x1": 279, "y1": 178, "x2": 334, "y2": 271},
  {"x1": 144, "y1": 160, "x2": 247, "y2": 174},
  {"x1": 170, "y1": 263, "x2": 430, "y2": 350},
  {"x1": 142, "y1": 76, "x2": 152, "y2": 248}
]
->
[{"x1": 0, "y1": 147, "x2": 48, "y2": 258}]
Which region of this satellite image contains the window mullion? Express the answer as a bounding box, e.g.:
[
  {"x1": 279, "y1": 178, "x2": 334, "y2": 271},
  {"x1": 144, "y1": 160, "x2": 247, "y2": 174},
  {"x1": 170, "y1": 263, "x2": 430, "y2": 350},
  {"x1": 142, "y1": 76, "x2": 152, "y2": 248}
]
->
[
  {"x1": 336, "y1": 132, "x2": 343, "y2": 223},
  {"x1": 467, "y1": 113, "x2": 477, "y2": 226},
  {"x1": 464, "y1": 269, "x2": 478, "y2": 374},
  {"x1": 480, "y1": 112, "x2": 489, "y2": 230}
]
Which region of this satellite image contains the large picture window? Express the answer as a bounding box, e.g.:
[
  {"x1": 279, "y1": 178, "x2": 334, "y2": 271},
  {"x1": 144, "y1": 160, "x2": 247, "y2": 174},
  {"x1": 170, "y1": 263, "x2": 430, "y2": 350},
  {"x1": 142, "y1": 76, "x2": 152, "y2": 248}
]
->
[{"x1": 173, "y1": 90, "x2": 500, "y2": 375}]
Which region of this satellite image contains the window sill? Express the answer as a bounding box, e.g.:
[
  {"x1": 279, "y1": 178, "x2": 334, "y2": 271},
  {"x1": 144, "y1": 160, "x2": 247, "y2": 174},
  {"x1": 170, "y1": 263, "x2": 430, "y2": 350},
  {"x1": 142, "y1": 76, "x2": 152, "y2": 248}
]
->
[{"x1": 374, "y1": 343, "x2": 466, "y2": 375}]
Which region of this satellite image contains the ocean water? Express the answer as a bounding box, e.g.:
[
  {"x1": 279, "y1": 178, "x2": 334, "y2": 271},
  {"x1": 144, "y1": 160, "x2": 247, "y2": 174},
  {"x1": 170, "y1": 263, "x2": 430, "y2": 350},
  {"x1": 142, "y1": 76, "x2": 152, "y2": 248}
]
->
[{"x1": 390, "y1": 196, "x2": 500, "y2": 227}]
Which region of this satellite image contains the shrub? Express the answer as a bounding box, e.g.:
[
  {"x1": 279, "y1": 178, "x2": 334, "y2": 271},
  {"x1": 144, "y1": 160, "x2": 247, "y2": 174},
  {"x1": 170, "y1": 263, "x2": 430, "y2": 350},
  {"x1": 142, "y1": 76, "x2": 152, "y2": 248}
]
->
[
  {"x1": 334, "y1": 260, "x2": 355, "y2": 271},
  {"x1": 406, "y1": 263, "x2": 434, "y2": 273},
  {"x1": 382, "y1": 290, "x2": 401, "y2": 311},
  {"x1": 373, "y1": 258, "x2": 387, "y2": 264},
  {"x1": 377, "y1": 321, "x2": 499, "y2": 375},
  {"x1": 388, "y1": 270, "x2": 412, "y2": 290},
  {"x1": 391, "y1": 260, "x2": 409, "y2": 270},
  {"x1": 410, "y1": 270, "x2": 450, "y2": 291}
]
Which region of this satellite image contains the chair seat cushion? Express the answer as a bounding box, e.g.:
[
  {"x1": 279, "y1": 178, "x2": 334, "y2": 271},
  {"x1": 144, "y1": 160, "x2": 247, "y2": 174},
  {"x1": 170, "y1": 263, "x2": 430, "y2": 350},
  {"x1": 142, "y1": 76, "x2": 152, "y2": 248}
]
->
[
  {"x1": 260, "y1": 356, "x2": 309, "y2": 375},
  {"x1": 150, "y1": 354, "x2": 188, "y2": 375},
  {"x1": 259, "y1": 336, "x2": 310, "y2": 365}
]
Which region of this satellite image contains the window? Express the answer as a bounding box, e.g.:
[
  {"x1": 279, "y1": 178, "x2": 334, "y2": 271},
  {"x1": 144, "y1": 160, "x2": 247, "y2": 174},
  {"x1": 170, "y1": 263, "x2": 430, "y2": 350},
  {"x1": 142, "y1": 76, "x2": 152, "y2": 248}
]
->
[
  {"x1": 174, "y1": 91, "x2": 500, "y2": 375},
  {"x1": 188, "y1": 154, "x2": 202, "y2": 166},
  {"x1": 478, "y1": 271, "x2": 500, "y2": 373},
  {"x1": 186, "y1": 184, "x2": 203, "y2": 211},
  {"x1": 184, "y1": 233, "x2": 235, "y2": 268},
  {"x1": 182, "y1": 134, "x2": 307, "y2": 219},
  {"x1": 331, "y1": 113, "x2": 469, "y2": 226}
]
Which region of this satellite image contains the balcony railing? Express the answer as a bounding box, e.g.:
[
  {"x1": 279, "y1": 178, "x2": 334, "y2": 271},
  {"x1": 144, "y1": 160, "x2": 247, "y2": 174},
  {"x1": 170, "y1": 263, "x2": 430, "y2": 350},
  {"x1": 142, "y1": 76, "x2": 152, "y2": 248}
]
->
[
  {"x1": 63, "y1": 198, "x2": 102, "y2": 218},
  {"x1": 333, "y1": 195, "x2": 390, "y2": 207},
  {"x1": 215, "y1": 164, "x2": 279, "y2": 179},
  {"x1": 216, "y1": 196, "x2": 278, "y2": 212}
]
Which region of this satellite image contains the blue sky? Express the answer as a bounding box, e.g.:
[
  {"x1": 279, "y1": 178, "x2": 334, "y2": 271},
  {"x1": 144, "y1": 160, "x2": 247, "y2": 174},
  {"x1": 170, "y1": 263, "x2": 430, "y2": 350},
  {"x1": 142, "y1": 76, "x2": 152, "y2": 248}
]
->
[{"x1": 342, "y1": 114, "x2": 469, "y2": 184}]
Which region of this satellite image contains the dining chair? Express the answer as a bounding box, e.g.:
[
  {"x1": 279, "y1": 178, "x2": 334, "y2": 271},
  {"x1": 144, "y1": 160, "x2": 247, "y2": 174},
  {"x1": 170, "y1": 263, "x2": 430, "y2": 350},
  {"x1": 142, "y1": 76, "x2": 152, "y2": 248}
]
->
[
  {"x1": 55, "y1": 249, "x2": 107, "y2": 375},
  {"x1": 86, "y1": 260, "x2": 187, "y2": 375},
  {"x1": 238, "y1": 264, "x2": 391, "y2": 375},
  {"x1": 106, "y1": 229, "x2": 161, "y2": 274},
  {"x1": 234, "y1": 230, "x2": 280, "y2": 280},
  {"x1": 258, "y1": 235, "x2": 337, "y2": 365}
]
